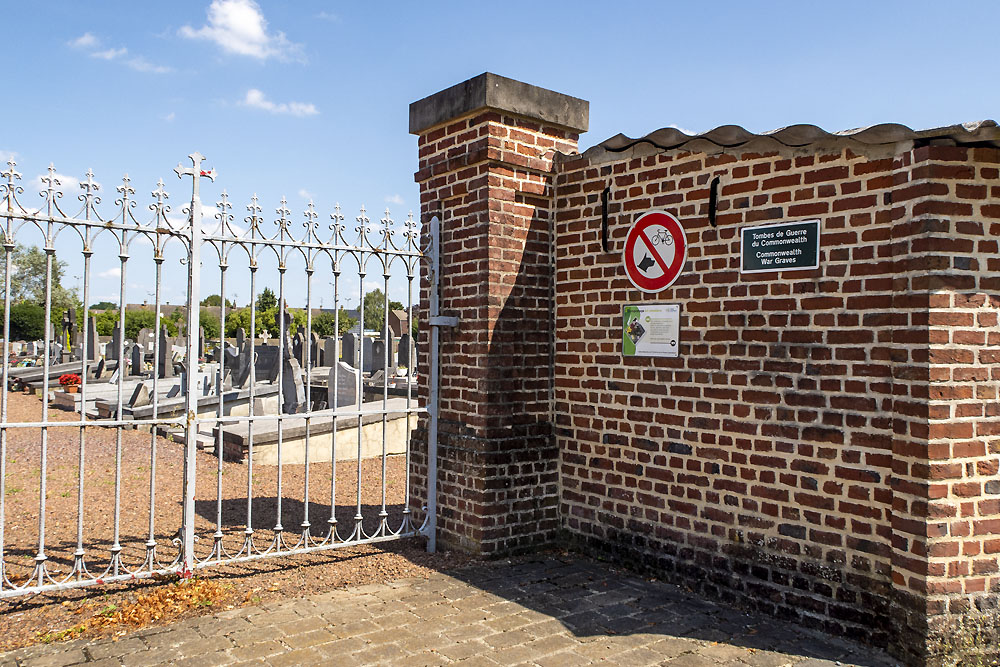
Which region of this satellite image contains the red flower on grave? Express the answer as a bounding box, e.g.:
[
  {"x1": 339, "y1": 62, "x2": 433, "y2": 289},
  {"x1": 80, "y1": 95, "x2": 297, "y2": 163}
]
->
[{"x1": 58, "y1": 373, "x2": 82, "y2": 386}]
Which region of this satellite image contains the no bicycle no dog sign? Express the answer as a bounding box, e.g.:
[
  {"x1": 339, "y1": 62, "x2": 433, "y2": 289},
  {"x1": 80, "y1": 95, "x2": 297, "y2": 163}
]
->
[{"x1": 622, "y1": 210, "x2": 687, "y2": 293}]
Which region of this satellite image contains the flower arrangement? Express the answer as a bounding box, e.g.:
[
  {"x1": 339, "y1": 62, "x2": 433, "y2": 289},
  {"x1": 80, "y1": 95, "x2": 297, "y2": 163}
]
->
[{"x1": 58, "y1": 373, "x2": 82, "y2": 386}]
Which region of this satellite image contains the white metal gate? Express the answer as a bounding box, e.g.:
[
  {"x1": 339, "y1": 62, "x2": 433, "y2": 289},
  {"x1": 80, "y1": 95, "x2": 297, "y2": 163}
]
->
[{"x1": 0, "y1": 153, "x2": 440, "y2": 598}]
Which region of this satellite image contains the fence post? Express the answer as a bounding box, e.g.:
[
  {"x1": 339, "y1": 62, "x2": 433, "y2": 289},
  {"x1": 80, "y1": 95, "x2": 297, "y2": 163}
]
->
[{"x1": 175, "y1": 153, "x2": 214, "y2": 575}]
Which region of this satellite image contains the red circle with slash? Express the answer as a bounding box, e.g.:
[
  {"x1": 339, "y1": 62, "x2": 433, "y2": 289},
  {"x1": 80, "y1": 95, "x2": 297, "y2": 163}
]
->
[{"x1": 622, "y1": 210, "x2": 688, "y2": 293}]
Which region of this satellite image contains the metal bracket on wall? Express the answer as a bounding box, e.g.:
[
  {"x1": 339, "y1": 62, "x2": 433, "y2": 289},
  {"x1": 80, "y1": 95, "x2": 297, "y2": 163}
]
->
[
  {"x1": 429, "y1": 316, "x2": 458, "y2": 327},
  {"x1": 708, "y1": 176, "x2": 720, "y2": 228},
  {"x1": 601, "y1": 185, "x2": 611, "y2": 252}
]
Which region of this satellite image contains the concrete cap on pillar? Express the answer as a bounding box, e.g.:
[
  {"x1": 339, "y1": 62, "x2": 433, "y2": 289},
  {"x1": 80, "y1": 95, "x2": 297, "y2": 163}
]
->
[{"x1": 409, "y1": 72, "x2": 589, "y2": 135}]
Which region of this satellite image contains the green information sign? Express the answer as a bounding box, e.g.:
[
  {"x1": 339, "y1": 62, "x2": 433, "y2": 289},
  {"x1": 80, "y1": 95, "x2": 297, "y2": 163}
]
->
[
  {"x1": 740, "y1": 219, "x2": 820, "y2": 273},
  {"x1": 622, "y1": 303, "x2": 680, "y2": 358}
]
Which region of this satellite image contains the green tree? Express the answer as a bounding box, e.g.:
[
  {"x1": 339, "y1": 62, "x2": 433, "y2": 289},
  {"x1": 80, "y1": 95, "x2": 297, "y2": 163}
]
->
[
  {"x1": 94, "y1": 309, "x2": 178, "y2": 338},
  {"x1": 339, "y1": 308, "x2": 356, "y2": 336},
  {"x1": 90, "y1": 300, "x2": 117, "y2": 311},
  {"x1": 310, "y1": 311, "x2": 338, "y2": 337},
  {"x1": 200, "y1": 308, "x2": 221, "y2": 339},
  {"x1": 7, "y1": 303, "x2": 46, "y2": 340},
  {"x1": 362, "y1": 289, "x2": 405, "y2": 332},
  {"x1": 255, "y1": 287, "x2": 277, "y2": 312},
  {"x1": 200, "y1": 294, "x2": 235, "y2": 308},
  {"x1": 0, "y1": 245, "x2": 78, "y2": 313}
]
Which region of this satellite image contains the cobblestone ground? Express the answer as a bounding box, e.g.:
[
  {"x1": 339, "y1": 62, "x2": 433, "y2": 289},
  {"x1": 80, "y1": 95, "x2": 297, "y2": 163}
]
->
[{"x1": 1, "y1": 556, "x2": 898, "y2": 666}]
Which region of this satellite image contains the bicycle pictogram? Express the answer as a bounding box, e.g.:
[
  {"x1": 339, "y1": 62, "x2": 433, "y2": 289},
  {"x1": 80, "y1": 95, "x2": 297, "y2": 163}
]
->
[{"x1": 650, "y1": 228, "x2": 673, "y2": 246}]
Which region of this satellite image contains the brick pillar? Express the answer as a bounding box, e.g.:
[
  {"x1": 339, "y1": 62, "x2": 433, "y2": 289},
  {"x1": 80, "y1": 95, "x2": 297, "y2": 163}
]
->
[
  {"x1": 409, "y1": 73, "x2": 588, "y2": 554},
  {"x1": 889, "y1": 144, "x2": 1000, "y2": 666}
]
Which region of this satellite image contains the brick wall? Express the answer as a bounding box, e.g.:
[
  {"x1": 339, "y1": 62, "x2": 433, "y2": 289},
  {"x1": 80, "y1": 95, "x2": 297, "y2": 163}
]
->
[
  {"x1": 552, "y1": 141, "x2": 1000, "y2": 664},
  {"x1": 410, "y1": 73, "x2": 1000, "y2": 665}
]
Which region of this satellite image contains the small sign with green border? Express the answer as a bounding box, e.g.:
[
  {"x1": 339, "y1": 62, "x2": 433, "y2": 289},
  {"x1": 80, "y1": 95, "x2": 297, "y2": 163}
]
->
[{"x1": 622, "y1": 303, "x2": 680, "y2": 358}]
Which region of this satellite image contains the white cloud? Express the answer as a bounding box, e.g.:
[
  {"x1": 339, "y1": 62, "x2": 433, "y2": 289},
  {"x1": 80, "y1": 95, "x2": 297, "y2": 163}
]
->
[
  {"x1": 384, "y1": 194, "x2": 404, "y2": 206},
  {"x1": 668, "y1": 123, "x2": 698, "y2": 136},
  {"x1": 316, "y1": 11, "x2": 339, "y2": 22},
  {"x1": 298, "y1": 188, "x2": 315, "y2": 200},
  {"x1": 0, "y1": 149, "x2": 17, "y2": 164},
  {"x1": 91, "y1": 47, "x2": 127, "y2": 60},
  {"x1": 127, "y1": 57, "x2": 173, "y2": 74},
  {"x1": 98, "y1": 267, "x2": 122, "y2": 279},
  {"x1": 34, "y1": 170, "x2": 82, "y2": 194},
  {"x1": 69, "y1": 33, "x2": 98, "y2": 49},
  {"x1": 164, "y1": 112, "x2": 176, "y2": 122},
  {"x1": 242, "y1": 89, "x2": 318, "y2": 117},
  {"x1": 179, "y1": 0, "x2": 304, "y2": 62},
  {"x1": 68, "y1": 33, "x2": 171, "y2": 74}
]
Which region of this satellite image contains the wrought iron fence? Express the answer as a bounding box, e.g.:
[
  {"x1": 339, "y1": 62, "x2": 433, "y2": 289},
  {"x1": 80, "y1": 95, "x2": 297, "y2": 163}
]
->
[{"x1": 0, "y1": 153, "x2": 432, "y2": 598}]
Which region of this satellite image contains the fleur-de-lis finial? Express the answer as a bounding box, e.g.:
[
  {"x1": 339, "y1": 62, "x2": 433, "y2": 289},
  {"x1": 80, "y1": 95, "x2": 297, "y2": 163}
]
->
[
  {"x1": 356, "y1": 205, "x2": 370, "y2": 245},
  {"x1": 40, "y1": 163, "x2": 63, "y2": 214},
  {"x1": 149, "y1": 178, "x2": 169, "y2": 221},
  {"x1": 403, "y1": 210, "x2": 418, "y2": 247},
  {"x1": 79, "y1": 168, "x2": 102, "y2": 219},
  {"x1": 246, "y1": 193, "x2": 262, "y2": 235},
  {"x1": 329, "y1": 202, "x2": 345, "y2": 242},
  {"x1": 276, "y1": 197, "x2": 292, "y2": 237},
  {"x1": 2, "y1": 157, "x2": 22, "y2": 212},
  {"x1": 303, "y1": 200, "x2": 318, "y2": 240},
  {"x1": 216, "y1": 189, "x2": 233, "y2": 234},
  {"x1": 380, "y1": 208, "x2": 395, "y2": 248}
]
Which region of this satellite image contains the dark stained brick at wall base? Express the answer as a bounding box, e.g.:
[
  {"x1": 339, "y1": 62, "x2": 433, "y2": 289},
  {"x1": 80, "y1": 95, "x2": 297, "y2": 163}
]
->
[{"x1": 562, "y1": 529, "x2": 894, "y2": 651}]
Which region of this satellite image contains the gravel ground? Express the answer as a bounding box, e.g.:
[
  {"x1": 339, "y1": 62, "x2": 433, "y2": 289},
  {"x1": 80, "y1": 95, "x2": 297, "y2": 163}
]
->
[{"x1": 0, "y1": 389, "x2": 470, "y2": 651}]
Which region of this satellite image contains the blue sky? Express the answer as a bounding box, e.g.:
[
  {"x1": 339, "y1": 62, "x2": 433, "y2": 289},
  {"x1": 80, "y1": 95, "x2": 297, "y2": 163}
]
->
[{"x1": 3, "y1": 0, "x2": 997, "y2": 309}]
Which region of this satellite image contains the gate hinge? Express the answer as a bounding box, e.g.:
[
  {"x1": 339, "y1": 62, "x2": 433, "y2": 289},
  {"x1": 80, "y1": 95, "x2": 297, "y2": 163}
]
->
[{"x1": 429, "y1": 316, "x2": 458, "y2": 327}]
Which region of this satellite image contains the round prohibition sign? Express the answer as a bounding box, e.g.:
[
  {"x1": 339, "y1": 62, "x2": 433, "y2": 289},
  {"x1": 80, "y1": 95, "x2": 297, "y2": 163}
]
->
[{"x1": 622, "y1": 210, "x2": 688, "y2": 293}]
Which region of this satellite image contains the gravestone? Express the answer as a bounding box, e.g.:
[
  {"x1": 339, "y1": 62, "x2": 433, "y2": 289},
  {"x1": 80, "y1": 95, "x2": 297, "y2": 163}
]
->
[
  {"x1": 342, "y1": 332, "x2": 357, "y2": 368},
  {"x1": 86, "y1": 317, "x2": 97, "y2": 361},
  {"x1": 138, "y1": 328, "x2": 154, "y2": 355},
  {"x1": 328, "y1": 362, "x2": 359, "y2": 408},
  {"x1": 198, "y1": 326, "x2": 205, "y2": 361},
  {"x1": 228, "y1": 335, "x2": 253, "y2": 389},
  {"x1": 323, "y1": 337, "x2": 338, "y2": 368},
  {"x1": 292, "y1": 332, "x2": 304, "y2": 367},
  {"x1": 361, "y1": 337, "x2": 375, "y2": 373},
  {"x1": 281, "y1": 357, "x2": 305, "y2": 413},
  {"x1": 372, "y1": 339, "x2": 386, "y2": 372},
  {"x1": 309, "y1": 332, "x2": 319, "y2": 367},
  {"x1": 130, "y1": 344, "x2": 143, "y2": 377},
  {"x1": 108, "y1": 325, "x2": 122, "y2": 360},
  {"x1": 128, "y1": 383, "x2": 150, "y2": 408},
  {"x1": 254, "y1": 344, "x2": 280, "y2": 383},
  {"x1": 398, "y1": 333, "x2": 412, "y2": 370},
  {"x1": 93, "y1": 357, "x2": 105, "y2": 380},
  {"x1": 50, "y1": 341, "x2": 63, "y2": 362},
  {"x1": 107, "y1": 367, "x2": 120, "y2": 385},
  {"x1": 158, "y1": 326, "x2": 174, "y2": 378}
]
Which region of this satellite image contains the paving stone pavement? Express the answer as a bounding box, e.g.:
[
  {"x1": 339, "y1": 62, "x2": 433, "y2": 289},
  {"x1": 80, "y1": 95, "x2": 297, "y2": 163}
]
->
[{"x1": 1, "y1": 555, "x2": 900, "y2": 666}]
